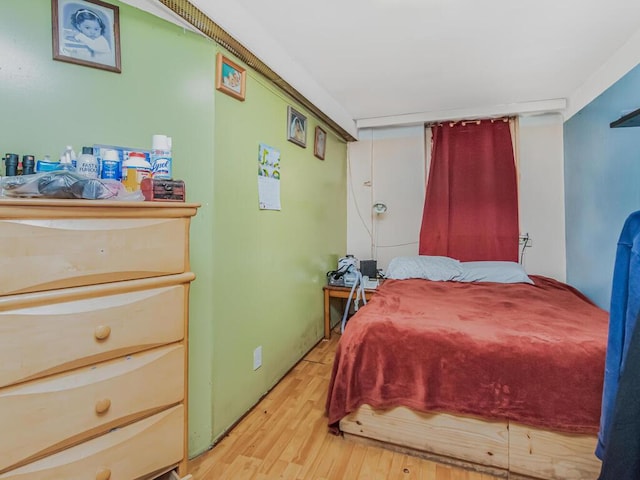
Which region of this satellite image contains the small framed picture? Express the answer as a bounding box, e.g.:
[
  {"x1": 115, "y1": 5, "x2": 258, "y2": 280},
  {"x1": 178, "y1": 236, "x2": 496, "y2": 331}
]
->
[
  {"x1": 215, "y1": 53, "x2": 246, "y2": 101},
  {"x1": 51, "y1": 0, "x2": 121, "y2": 73},
  {"x1": 287, "y1": 106, "x2": 307, "y2": 148},
  {"x1": 314, "y1": 126, "x2": 327, "y2": 160}
]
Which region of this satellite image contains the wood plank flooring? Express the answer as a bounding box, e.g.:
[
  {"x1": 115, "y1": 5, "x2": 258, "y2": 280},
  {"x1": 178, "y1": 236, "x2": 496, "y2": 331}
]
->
[{"x1": 188, "y1": 332, "x2": 502, "y2": 480}]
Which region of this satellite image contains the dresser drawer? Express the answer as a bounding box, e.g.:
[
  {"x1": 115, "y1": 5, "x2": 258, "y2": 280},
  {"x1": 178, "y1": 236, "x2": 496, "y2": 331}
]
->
[
  {"x1": 0, "y1": 217, "x2": 189, "y2": 296},
  {"x1": 0, "y1": 345, "x2": 184, "y2": 472},
  {"x1": 0, "y1": 275, "x2": 191, "y2": 388},
  {"x1": 0, "y1": 405, "x2": 184, "y2": 480}
]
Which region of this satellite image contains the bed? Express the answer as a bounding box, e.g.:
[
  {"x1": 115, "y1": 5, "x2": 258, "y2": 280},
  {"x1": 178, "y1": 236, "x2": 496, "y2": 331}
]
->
[{"x1": 326, "y1": 267, "x2": 608, "y2": 480}]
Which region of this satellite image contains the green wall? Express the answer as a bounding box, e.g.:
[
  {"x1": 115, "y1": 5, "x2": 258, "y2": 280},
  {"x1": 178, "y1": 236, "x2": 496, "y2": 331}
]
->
[
  {"x1": 0, "y1": 0, "x2": 347, "y2": 457},
  {"x1": 211, "y1": 57, "x2": 347, "y2": 439}
]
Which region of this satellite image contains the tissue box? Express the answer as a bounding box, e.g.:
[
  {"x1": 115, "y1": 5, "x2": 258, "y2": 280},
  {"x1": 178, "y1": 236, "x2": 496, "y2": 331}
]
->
[{"x1": 141, "y1": 178, "x2": 185, "y2": 202}]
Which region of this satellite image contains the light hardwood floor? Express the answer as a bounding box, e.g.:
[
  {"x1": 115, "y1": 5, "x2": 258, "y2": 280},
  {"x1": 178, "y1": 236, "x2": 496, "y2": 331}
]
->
[{"x1": 188, "y1": 332, "x2": 502, "y2": 480}]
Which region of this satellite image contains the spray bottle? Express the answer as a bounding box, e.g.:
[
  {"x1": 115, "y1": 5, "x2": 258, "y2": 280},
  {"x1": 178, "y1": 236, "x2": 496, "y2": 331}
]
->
[{"x1": 150, "y1": 134, "x2": 172, "y2": 179}]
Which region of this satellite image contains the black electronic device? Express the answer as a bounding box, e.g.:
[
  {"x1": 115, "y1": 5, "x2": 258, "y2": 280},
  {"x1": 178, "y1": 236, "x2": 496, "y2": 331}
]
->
[{"x1": 359, "y1": 259, "x2": 377, "y2": 279}]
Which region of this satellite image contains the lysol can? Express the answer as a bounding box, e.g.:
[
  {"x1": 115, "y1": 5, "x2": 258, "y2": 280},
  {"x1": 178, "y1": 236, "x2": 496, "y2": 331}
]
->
[{"x1": 151, "y1": 134, "x2": 172, "y2": 179}]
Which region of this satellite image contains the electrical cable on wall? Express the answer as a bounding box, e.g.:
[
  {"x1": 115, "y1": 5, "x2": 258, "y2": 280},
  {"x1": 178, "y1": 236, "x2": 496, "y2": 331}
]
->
[
  {"x1": 519, "y1": 233, "x2": 530, "y2": 264},
  {"x1": 369, "y1": 129, "x2": 376, "y2": 259},
  {"x1": 349, "y1": 128, "x2": 423, "y2": 261},
  {"x1": 347, "y1": 139, "x2": 373, "y2": 246},
  {"x1": 377, "y1": 241, "x2": 419, "y2": 248}
]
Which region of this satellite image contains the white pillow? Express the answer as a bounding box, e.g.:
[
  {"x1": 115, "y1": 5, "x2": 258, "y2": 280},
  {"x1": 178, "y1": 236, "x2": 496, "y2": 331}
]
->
[
  {"x1": 386, "y1": 256, "x2": 463, "y2": 281},
  {"x1": 456, "y1": 261, "x2": 534, "y2": 284}
]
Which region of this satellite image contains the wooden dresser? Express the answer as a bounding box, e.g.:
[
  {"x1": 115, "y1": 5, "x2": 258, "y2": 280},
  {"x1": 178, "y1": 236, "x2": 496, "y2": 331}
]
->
[{"x1": 0, "y1": 199, "x2": 198, "y2": 480}]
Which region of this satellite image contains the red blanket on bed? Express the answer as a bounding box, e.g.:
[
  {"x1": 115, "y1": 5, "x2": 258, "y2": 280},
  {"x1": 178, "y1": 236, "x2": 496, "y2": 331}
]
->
[{"x1": 326, "y1": 276, "x2": 608, "y2": 434}]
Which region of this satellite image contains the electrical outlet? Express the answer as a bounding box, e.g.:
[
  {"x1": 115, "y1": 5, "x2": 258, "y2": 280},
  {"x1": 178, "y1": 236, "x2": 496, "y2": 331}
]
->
[{"x1": 253, "y1": 346, "x2": 262, "y2": 370}]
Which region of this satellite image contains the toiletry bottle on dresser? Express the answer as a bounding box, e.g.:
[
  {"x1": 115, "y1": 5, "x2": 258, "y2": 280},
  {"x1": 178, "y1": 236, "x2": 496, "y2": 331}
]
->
[
  {"x1": 22, "y1": 155, "x2": 35, "y2": 175},
  {"x1": 150, "y1": 134, "x2": 172, "y2": 179},
  {"x1": 59, "y1": 146, "x2": 76, "y2": 171},
  {"x1": 100, "y1": 149, "x2": 121, "y2": 180},
  {"x1": 62, "y1": 145, "x2": 76, "y2": 168},
  {"x1": 76, "y1": 147, "x2": 99, "y2": 178},
  {"x1": 4, "y1": 154, "x2": 18, "y2": 176},
  {"x1": 122, "y1": 152, "x2": 151, "y2": 192}
]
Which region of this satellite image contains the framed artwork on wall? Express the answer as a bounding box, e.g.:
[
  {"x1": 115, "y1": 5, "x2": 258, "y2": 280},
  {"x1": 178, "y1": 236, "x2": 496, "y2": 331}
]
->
[
  {"x1": 215, "y1": 53, "x2": 246, "y2": 101},
  {"x1": 314, "y1": 126, "x2": 327, "y2": 160},
  {"x1": 51, "y1": 0, "x2": 121, "y2": 73},
  {"x1": 287, "y1": 106, "x2": 307, "y2": 148}
]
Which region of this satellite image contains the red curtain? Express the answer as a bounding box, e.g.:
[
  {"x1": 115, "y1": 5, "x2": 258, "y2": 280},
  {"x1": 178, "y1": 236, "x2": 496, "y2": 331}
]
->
[{"x1": 418, "y1": 120, "x2": 519, "y2": 262}]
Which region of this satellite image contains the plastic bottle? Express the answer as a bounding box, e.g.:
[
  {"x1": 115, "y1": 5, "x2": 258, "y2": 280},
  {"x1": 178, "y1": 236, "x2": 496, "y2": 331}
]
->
[
  {"x1": 150, "y1": 134, "x2": 172, "y2": 179},
  {"x1": 76, "y1": 147, "x2": 99, "y2": 178},
  {"x1": 64, "y1": 145, "x2": 77, "y2": 167},
  {"x1": 22, "y1": 155, "x2": 35, "y2": 175},
  {"x1": 4, "y1": 154, "x2": 18, "y2": 176},
  {"x1": 58, "y1": 146, "x2": 76, "y2": 171},
  {"x1": 122, "y1": 151, "x2": 151, "y2": 192},
  {"x1": 100, "y1": 149, "x2": 121, "y2": 180}
]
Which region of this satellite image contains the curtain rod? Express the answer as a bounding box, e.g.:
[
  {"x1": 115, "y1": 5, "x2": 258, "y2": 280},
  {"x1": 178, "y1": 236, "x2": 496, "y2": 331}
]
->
[{"x1": 426, "y1": 116, "x2": 512, "y2": 128}]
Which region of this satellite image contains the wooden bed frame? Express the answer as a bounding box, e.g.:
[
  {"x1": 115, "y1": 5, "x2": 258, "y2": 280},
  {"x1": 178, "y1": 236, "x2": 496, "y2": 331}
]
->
[{"x1": 340, "y1": 405, "x2": 600, "y2": 480}]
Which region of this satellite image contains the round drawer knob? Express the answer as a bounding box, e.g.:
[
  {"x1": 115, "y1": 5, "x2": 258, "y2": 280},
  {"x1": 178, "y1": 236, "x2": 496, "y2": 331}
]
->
[
  {"x1": 94, "y1": 325, "x2": 111, "y2": 340},
  {"x1": 95, "y1": 398, "x2": 111, "y2": 415},
  {"x1": 96, "y1": 467, "x2": 111, "y2": 480}
]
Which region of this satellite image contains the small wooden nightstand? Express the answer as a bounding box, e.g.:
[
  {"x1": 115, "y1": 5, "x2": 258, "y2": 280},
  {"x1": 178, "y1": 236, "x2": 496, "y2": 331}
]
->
[{"x1": 323, "y1": 283, "x2": 381, "y2": 339}]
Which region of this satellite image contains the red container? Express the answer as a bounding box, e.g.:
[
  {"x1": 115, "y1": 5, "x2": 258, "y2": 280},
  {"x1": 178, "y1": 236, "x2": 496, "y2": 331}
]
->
[{"x1": 140, "y1": 178, "x2": 185, "y2": 202}]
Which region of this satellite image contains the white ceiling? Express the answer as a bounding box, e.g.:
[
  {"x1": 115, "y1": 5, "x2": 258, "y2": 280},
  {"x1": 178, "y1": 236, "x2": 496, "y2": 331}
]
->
[{"x1": 125, "y1": 0, "x2": 640, "y2": 138}]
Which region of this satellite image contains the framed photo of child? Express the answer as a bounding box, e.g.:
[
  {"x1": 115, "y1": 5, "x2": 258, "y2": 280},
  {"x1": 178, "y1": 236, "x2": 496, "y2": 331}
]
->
[{"x1": 51, "y1": 0, "x2": 121, "y2": 73}]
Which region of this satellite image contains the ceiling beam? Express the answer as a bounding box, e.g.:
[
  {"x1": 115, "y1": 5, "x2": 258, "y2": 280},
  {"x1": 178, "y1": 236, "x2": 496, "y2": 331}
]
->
[{"x1": 355, "y1": 99, "x2": 568, "y2": 129}]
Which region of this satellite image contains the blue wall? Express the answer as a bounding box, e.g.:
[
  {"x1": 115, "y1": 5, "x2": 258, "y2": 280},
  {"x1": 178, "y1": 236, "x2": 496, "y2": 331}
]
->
[{"x1": 565, "y1": 64, "x2": 640, "y2": 310}]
